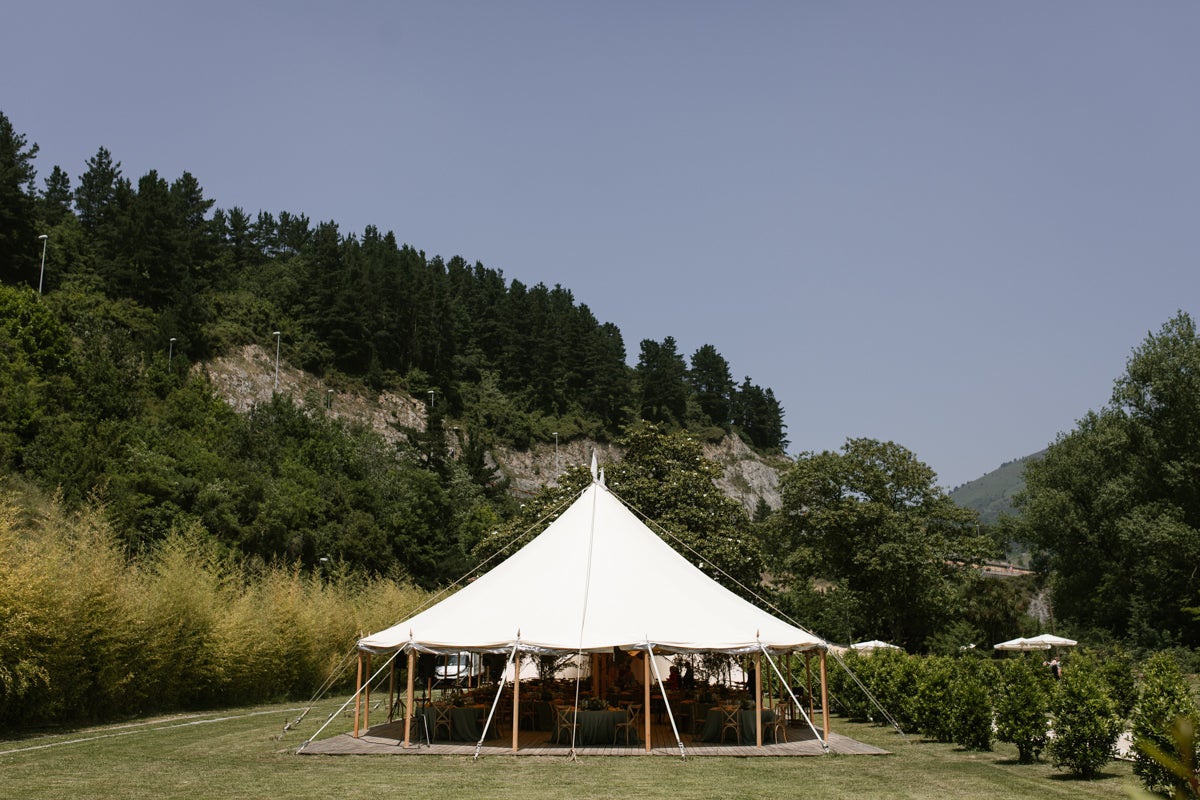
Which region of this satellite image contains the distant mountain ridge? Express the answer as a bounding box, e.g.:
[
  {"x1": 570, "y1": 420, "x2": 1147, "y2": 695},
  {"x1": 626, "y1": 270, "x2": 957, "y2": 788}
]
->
[{"x1": 949, "y1": 451, "x2": 1045, "y2": 523}]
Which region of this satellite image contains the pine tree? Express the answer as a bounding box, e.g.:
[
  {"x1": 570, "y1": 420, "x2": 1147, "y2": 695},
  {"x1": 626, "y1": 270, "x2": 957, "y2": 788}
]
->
[
  {"x1": 689, "y1": 344, "x2": 734, "y2": 429},
  {"x1": 0, "y1": 111, "x2": 41, "y2": 287},
  {"x1": 40, "y1": 165, "x2": 73, "y2": 226},
  {"x1": 74, "y1": 146, "x2": 121, "y2": 233},
  {"x1": 635, "y1": 336, "x2": 688, "y2": 427}
]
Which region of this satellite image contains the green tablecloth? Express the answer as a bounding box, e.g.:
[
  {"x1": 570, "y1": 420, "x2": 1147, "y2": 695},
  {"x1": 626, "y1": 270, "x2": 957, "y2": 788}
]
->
[
  {"x1": 421, "y1": 704, "x2": 497, "y2": 742},
  {"x1": 699, "y1": 706, "x2": 776, "y2": 744},
  {"x1": 550, "y1": 708, "x2": 637, "y2": 745}
]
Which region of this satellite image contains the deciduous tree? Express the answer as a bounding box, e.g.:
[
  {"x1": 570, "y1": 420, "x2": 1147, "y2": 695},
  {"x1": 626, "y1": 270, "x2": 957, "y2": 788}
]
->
[
  {"x1": 1017, "y1": 312, "x2": 1200, "y2": 646},
  {"x1": 773, "y1": 438, "x2": 987, "y2": 648}
]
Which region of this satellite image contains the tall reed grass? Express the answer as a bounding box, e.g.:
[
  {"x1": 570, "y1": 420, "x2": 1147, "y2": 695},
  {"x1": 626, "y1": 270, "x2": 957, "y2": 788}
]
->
[{"x1": 0, "y1": 490, "x2": 428, "y2": 731}]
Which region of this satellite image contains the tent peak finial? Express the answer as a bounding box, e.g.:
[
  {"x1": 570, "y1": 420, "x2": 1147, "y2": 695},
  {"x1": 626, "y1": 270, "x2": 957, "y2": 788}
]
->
[{"x1": 590, "y1": 450, "x2": 598, "y2": 482}]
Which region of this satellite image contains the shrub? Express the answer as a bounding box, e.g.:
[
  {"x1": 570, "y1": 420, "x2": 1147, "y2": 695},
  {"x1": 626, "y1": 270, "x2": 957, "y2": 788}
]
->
[
  {"x1": 950, "y1": 658, "x2": 997, "y2": 751},
  {"x1": 829, "y1": 650, "x2": 873, "y2": 722},
  {"x1": 869, "y1": 649, "x2": 920, "y2": 731},
  {"x1": 1094, "y1": 646, "x2": 1138, "y2": 720},
  {"x1": 1047, "y1": 654, "x2": 1122, "y2": 778},
  {"x1": 994, "y1": 656, "x2": 1053, "y2": 763},
  {"x1": 913, "y1": 655, "x2": 956, "y2": 742},
  {"x1": 1131, "y1": 651, "x2": 1200, "y2": 797}
]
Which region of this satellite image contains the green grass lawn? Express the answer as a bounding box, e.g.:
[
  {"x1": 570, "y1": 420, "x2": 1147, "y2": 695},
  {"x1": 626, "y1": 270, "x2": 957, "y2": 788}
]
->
[{"x1": 0, "y1": 702, "x2": 1135, "y2": 800}]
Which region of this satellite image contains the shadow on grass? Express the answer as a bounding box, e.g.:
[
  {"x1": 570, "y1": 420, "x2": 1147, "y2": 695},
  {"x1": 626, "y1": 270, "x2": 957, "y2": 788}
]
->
[{"x1": 1045, "y1": 770, "x2": 1124, "y2": 782}]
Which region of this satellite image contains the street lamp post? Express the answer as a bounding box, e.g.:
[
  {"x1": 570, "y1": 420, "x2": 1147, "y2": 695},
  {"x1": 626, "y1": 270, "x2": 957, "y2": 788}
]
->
[
  {"x1": 168, "y1": 337, "x2": 177, "y2": 368},
  {"x1": 426, "y1": 390, "x2": 436, "y2": 462},
  {"x1": 37, "y1": 234, "x2": 48, "y2": 294},
  {"x1": 272, "y1": 331, "x2": 281, "y2": 391}
]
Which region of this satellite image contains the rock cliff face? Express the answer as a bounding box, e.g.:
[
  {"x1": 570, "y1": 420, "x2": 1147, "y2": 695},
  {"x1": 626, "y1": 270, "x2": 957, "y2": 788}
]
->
[
  {"x1": 493, "y1": 434, "x2": 783, "y2": 512},
  {"x1": 201, "y1": 345, "x2": 784, "y2": 512}
]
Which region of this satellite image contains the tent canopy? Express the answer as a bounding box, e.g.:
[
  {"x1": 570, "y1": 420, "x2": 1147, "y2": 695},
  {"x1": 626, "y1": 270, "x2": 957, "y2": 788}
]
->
[{"x1": 359, "y1": 481, "x2": 826, "y2": 656}]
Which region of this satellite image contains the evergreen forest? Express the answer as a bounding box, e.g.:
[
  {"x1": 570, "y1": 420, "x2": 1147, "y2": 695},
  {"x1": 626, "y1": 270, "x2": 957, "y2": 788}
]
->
[{"x1": 0, "y1": 109, "x2": 786, "y2": 586}]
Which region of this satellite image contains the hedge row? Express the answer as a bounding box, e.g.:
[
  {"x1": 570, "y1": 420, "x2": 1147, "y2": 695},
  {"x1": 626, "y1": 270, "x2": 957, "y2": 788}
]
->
[{"x1": 826, "y1": 647, "x2": 1198, "y2": 784}]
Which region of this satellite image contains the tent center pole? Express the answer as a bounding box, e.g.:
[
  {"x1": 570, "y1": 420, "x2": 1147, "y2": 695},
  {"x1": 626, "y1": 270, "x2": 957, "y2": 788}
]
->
[
  {"x1": 642, "y1": 651, "x2": 651, "y2": 751},
  {"x1": 755, "y1": 652, "x2": 763, "y2": 747},
  {"x1": 512, "y1": 652, "x2": 521, "y2": 752}
]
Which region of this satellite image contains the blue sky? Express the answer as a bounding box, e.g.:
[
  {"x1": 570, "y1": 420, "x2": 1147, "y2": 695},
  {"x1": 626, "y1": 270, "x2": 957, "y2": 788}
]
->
[{"x1": 4, "y1": 2, "x2": 1198, "y2": 489}]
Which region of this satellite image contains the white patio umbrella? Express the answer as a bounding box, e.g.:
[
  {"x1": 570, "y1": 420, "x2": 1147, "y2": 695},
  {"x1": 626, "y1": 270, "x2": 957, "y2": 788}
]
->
[
  {"x1": 993, "y1": 636, "x2": 1052, "y2": 651},
  {"x1": 1025, "y1": 633, "x2": 1077, "y2": 647},
  {"x1": 850, "y1": 639, "x2": 902, "y2": 653}
]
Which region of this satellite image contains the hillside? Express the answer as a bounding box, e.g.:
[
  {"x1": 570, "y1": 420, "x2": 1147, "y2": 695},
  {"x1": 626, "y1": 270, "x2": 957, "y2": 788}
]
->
[
  {"x1": 200, "y1": 345, "x2": 785, "y2": 513},
  {"x1": 949, "y1": 451, "x2": 1044, "y2": 523}
]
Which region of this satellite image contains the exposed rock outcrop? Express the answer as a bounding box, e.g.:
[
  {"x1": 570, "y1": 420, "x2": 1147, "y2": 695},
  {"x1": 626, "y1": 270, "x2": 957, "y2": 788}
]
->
[{"x1": 201, "y1": 345, "x2": 786, "y2": 512}]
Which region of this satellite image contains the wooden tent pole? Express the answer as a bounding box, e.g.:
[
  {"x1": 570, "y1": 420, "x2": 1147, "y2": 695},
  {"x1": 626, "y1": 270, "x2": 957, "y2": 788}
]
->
[
  {"x1": 754, "y1": 652, "x2": 763, "y2": 747},
  {"x1": 404, "y1": 650, "x2": 415, "y2": 747},
  {"x1": 512, "y1": 652, "x2": 520, "y2": 752},
  {"x1": 352, "y1": 651, "x2": 363, "y2": 738},
  {"x1": 642, "y1": 652, "x2": 651, "y2": 752},
  {"x1": 819, "y1": 649, "x2": 830, "y2": 739},
  {"x1": 805, "y1": 652, "x2": 814, "y2": 721},
  {"x1": 363, "y1": 652, "x2": 371, "y2": 732},
  {"x1": 388, "y1": 656, "x2": 397, "y2": 722},
  {"x1": 786, "y1": 653, "x2": 793, "y2": 723}
]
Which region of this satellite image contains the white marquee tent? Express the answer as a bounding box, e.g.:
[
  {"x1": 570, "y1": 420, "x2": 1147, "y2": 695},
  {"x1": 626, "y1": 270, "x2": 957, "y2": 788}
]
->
[
  {"x1": 347, "y1": 475, "x2": 830, "y2": 753},
  {"x1": 360, "y1": 480, "x2": 826, "y2": 655}
]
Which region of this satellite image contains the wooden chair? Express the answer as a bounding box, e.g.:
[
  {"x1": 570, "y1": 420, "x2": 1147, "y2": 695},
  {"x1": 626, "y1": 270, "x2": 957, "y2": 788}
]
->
[
  {"x1": 552, "y1": 703, "x2": 580, "y2": 745},
  {"x1": 613, "y1": 703, "x2": 641, "y2": 745},
  {"x1": 484, "y1": 700, "x2": 510, "y2": 739},
  {"x1": 520, "y1": 702, "x2": 539, "y2": 731},
  {"x1": 767, "y1": 703, "x2": 789, "y2": 743},
  {"x1": 431, "y1": 703, "x2": 454, "y2": 740},
  {"x1": 719, "y1": 705, "x2": 741, "y2": 744}
]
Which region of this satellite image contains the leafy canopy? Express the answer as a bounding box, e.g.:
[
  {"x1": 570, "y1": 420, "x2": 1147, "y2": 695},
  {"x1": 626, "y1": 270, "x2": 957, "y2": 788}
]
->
[
  {"x1": 1016, "y1": 311, "x2": 1200, "y2": 647},
  {"x1": 772, "y1": 438, "x2": 987, "y2": 649}
]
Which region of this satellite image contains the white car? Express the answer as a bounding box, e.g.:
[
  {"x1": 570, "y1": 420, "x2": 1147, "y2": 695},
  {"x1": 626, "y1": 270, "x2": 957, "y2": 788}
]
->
[{"x1": 434, "y1": 652, "x2": 483, "y2": 685}]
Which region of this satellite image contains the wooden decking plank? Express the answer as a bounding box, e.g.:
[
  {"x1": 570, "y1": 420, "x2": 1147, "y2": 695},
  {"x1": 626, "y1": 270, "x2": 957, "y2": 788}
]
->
[{"x1": 298, "y1": 720, "x2": 888, "y2": 757}]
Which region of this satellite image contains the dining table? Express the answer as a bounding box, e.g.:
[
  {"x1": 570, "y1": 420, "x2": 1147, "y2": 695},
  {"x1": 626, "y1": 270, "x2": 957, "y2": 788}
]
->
[
  {"x1": 698, "y1": 705, "x2": 776, "y2": 744},
  {"x1": 550, "y1": 707, "x2": 636, "y2": 745},
  {"x1": 420, "y1": 703, "x2": 497, "y2": 742}
]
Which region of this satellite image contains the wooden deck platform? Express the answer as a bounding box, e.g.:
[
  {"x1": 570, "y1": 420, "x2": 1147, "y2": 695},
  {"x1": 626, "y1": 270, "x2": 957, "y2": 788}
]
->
[{"x1": 297, "y1": 718, "x2": 889, "y2": 758}]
